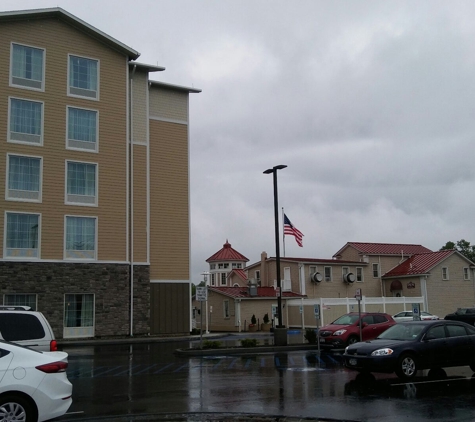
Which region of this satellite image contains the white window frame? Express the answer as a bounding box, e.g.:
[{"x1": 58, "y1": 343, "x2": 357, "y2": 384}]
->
[
  {"x1": 372, "y1": 263, "x2": 380, "y2": 278},
  {"x1": 8, "y1": 97, "x2": 44, "y2": 146},
  {"x1": 63, "y1": 293, "x2": 95, "y2": 338},
  {"x1": 64, "y1": 215, "x2": 97, "y2": 260},
  {"x1": 442, "y1": 267, "x2": 449, "y2": 280},
  {"x1": 68, "y1": 54, "x2": 100, "y2": 100},
  {"x1": 220, "y1": 273, "x2": 227, "y2": 286},
  {"x1": 210, "y1": 273, "x2": 216, "y2": 286},
  {"x1": 4, "y1": 211, "x2": 41, "y2": 259},
  {"x1": 356, "y1": 267, "x2": 364, "y2": 282},
  {"x1": 10, "y1": 42, "x2": 45, "y2": 91},
  {"x1": 324, "y1": 266, "x2": 332, "y2": 282},
  {"x1": 6, "y1": 153, "x2": 42, "y2": 202},
  {"x1": 66, "y1": 106, "x2": 99, "y2": 152},
  {"x1": 223, "y1": 300, "x2": 230, "y2": 318},
  {"x1": 464, "y1": 267, "x2": 470, "y2": 280},
  {"x1": 255, "y1": 270, "x2": 260, "y2": 282},
  {"x1": 65, "y1": 160, "x2": 98, "y2": 206},
  {"x1": 342, "y1": 267, "x2": 349, "y2": 281}
]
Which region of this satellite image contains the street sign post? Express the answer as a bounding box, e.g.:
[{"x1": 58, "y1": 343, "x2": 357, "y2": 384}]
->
[
  {"x1": 355, "y1": 288, "x2": 362, "y2": 341},
  {"x1": 196, "y1": 287, "x2": 208, "y2": 348}
]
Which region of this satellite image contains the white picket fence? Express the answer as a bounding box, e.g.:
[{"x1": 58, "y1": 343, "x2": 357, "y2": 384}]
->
[{"x1": 285, "y1": 296, "x2": 425, "y2": 328}]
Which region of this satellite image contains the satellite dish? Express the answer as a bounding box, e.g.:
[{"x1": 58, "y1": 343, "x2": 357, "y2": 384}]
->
[{"x1": 311, "y1": 272, "x2": 323, "y2": 283}]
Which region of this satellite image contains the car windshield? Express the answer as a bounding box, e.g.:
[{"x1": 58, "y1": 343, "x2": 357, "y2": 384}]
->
[
  {"x1": 331, "y1": 314, "x2": 360, "y2": 325},
  {"x1": 377, "y1": 323, "x2": 425, "y2": 340},
  {"x1": 456, "y1": 308, "x2": 475, "y2": 315}
]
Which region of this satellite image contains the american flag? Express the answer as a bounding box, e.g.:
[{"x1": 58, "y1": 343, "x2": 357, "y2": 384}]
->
[{"x1": 283, "y1": 214, "x2": 304, "y2": 247}]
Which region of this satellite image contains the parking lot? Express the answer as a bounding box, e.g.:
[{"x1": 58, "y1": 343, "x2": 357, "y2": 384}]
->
[{"x1": 59, "y1": 337, "x2": 475, "y2": 422}]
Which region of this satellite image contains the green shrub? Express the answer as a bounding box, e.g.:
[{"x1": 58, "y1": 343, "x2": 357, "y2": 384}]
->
[
  {"x1": 251, "y1": 314, "x2": 257, "y2": 325},
  {"x1": 203, "y1": 340, "x2": 222, "y2": 349},
  {"x1": 263, "y1": 313, "x2": 270, "y2": 324},
  {"x1": 240, "y1": 338, "x2": 258, "y2": 347},
  {"x1": 304, "y1": 328, "x2": 318, "y2": 344}
]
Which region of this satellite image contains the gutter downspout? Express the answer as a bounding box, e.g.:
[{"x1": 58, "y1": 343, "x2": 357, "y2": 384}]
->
[{"x1": 129, "y1": 64, "x2": 137, "y2": 337}]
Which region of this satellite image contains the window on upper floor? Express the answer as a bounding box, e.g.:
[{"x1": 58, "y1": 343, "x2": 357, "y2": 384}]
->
[
  {"x1": 255, "y1": 270, "x2": 260, "y2": 281},
  {"x1": 442, "y1": 267, "x2": 449, "y2": 280},
  {"x1": 232, "y1": 263, "x2": 242, "y2": 269},
  {"x1": 5, "y1": 212, "x2": 40, "y2": 259},
  {"x1": 220, "y1": 273, "x2": 227, "y2": 286},
  {"x1": 10, "y1": 43, "x2": 44, "y2": 91},
  {"x1": 464, "y1": 267, "x2": 470, "y2": 280},
  {"x1": 324, "y1": 266, "x2": 332, "y2": 282},
  {"x1": 4, "y1": 294, "x2": 37, "y2": 311},
  {"x1": 210, "y1": 273, "x2": 216, "y2": 286},
  {"x1": 65, "y1": 216, "x2": 97, "y2": 260},
  {"x1": 67, "y1": 107, "x2": 98, "y2": 152},
  {"x1": 372, "y1": 263, "x2": 380, "y2": 278},
  {"x1": 66, "y1": 161, "x2": 97, "y2": 206},
  {"x1": 210, "y1": 264, "x2": 216, "y2": 270},
  {"x1": 68, "y1": 55, "x2": 99, "y2": 99},
  {"x1": 7, "y1": 154, "x2": 42, "y2": 202},
  {"x1": 9, "y1": 98, "x2": 43, "y2": 145},
  {"x1": 356, "y1": 267, "x2": 363, "y2": 282}
]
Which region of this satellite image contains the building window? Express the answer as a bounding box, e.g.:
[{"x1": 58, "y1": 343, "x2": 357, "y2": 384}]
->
[
  {"x1": 464, "y1": 267, "x2": 470, "y2": 280},
  {"x1": 66, "y1": 161, "x2": 97, "y2": 205},
  {"x1": 220, "y1": 273, "x2": 227, "y2": 286},
  {"x1": 68, "y1": 55, "x2": 99, "y2": 99},
  {"x1": 223, "y1": 300, "x2": 229, "y2": 318},
  {"x1": 4, "y1": 294, "x2": 37, "y2": 311},
  {"x1": 7, "y1": 154, "x2": 42, "y2": 202},
  {"x1": 64, "y1": 293, "x2": 94, "y2": 338},
  {"x1": 9, "y1": 98, "x2": 43, "y2": 145},
  {"x1": 65, "y1": 216, "x2": 96, "y2": 260},
  {"x1": 210, "y1": 264, "x2": 216, "y2": 270},
  {"x1": 232, "y1": 263, "x2": 242, "y2": 269},
  {"x1": 324, "y1": 266, "x2": 332, "y2": 282},
  {"x1": 442, "y1": 267, "x2": 449, "y2": 280},
  {"x1": 210, "y1": 273, "x2": 215, "y2": 286},
  {"x1": 356, "y1": 267, "x2": 363, "y2": 282},
  {"x1": 342, "y1": 267, "x2": 349, "y2": 280},
  {"x1": 67, "y1": 107, "x2": 98, "y2": 151},
  {"x1": 372, "y1": 263, "x2": 380, "y2": 278},
  {"x1": 255, "y1": 270, "x2": 261, "y2": 283},
  {"x1": 10, "y1": 43, "x2": 44, "y2": 90},
  {"x1": 218, "y1": 263, "x2": 229, "y2": 269},
  {"x1": 5, "y1": 212, "x2": 39, "y2": 258}
]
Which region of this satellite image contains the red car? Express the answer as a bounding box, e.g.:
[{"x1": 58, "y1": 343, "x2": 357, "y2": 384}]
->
[{"x1": 319, "y1": 312, "x2": 396, "y2": 349}]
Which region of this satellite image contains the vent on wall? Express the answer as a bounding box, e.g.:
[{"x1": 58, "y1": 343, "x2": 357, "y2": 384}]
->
[
  {"x1": 310, "y1": 272, "x2": 323, "y2": 283},
  {"x1": 343, "y1": 273, "x2": 356, "y2": 284}
]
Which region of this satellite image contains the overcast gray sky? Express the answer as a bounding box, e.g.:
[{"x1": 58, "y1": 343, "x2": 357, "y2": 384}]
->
[{"x1": 5, "y1": 0, "x2": 475, "y2": 283}]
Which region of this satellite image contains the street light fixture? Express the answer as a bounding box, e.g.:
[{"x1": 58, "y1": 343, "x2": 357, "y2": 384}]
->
[{"x1": 263, "y1": 164, "x2": 288, "y2": 346}]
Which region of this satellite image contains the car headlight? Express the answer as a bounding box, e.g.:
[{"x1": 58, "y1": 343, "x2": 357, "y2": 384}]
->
[
  {"x1": 371, "y1": 348, "x2": 394, "y2": 356},
  {"x1": 333, "y1": 329, "x2": 347, "y2": 336}
]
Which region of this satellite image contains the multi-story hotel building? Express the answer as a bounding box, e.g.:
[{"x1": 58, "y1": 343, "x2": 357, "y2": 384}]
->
[{"x1": 0, "y1": 8, "x2": 200, "y2": 339}]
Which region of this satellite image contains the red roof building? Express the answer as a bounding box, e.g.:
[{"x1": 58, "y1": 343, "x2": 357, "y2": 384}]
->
[{"x1": 205, "y1": 241, "x2": 249, "y2": 287}]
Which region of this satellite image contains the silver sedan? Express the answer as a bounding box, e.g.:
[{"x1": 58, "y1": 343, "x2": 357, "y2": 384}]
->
[{"x1": 393, "y1": 311, "x2": 439, "y2": 322}]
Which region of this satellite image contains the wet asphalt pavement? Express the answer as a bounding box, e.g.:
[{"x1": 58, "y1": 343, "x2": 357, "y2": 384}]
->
[{"x1": 57, "y1": 332, "x2": 475, "y2": 422}]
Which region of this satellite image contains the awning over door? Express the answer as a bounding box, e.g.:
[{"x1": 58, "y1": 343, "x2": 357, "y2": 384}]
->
[{"x1": 390, "y1": 280, "x2": 403, "y2": 292}]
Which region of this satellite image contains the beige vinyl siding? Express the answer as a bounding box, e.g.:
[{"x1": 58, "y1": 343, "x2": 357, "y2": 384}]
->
[
  {"x1": 149, "y1": 87, "x2": 188, "y2": 122},
  {"x1": 149, "y1": 120, "x2": 189, "y2": 280},
  {"x1": 132, "y1": 145, "x2": 147, "y2": 262},
  {"x1": 0, "y1": 18, "x2": 128, "y2": 260},
  {"x1": 131, "y1": 71, "x2": 148, "y2": 144}
]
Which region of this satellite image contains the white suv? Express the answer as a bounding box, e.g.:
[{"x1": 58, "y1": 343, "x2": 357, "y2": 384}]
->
[{"x1": 0, "y1": 306, "x2": 57, "y2": 351}]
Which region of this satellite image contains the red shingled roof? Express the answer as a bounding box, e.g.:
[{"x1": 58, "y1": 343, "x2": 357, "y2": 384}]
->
[
  {"x1": 334, "y1": 242, "x2": 432, "y2": 257},
  {"x1": 227, "y1": 268, "x2": 247, "y2": 281},
  {"x1": 383, "y1": 250, "x2": 455, "y2": 277},
  {"x1": 209, "y1": 286, "x2": 304, "y2": 299},
  {"x1": 206, "y1": 240, "x2": 249, "y2": 263}
]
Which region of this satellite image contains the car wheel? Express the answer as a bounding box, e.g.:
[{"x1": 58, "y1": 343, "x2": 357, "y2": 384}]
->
[
  {"x1": 0, "y1": 394, "x2": 36, "y2": 422},
  {"x1": 347, "y1": 336, "x2": 359, "y2": 346},
  {"x1": 395, "y1": 353, "x2": 418, "y2": 380}
]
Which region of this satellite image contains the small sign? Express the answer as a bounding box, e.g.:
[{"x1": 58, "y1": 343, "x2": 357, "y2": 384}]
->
[
  {"x1": 272, "y1": 304, "x2": 278, "y2": 317},
  {"x1": 314, "y1": 304, "x2": 320, "y2": 318},
  {"x1": 299, "y1": 305, "x2": 303, "y2": 314},
  {"x1": 196, "y1": 287, "x2": 207, "y2": 302},
  {"x1": 412, "y1": 303, "x2": 421, "y2": 320},
  {"x1": 276, "y1": 287, "x2": 281, "y2": 297},
  {"x1": 407, "y1": 281, "x2": 415, "y2": 289},
  {"x1": 355, "y1": 288, "x2": 362, "y2": 300}
]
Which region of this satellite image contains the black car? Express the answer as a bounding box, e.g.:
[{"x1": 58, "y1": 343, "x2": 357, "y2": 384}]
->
[
  {"x1": 444, "y1": 308, "x2": 475, "y2": 325},
  {"x1": 343, "y1": 320, "x2": 475, "y2": 380}
]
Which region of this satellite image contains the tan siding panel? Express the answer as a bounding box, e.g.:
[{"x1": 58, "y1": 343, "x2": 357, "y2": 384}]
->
[
  {"x1": 149, "y1": 120, "x2": 189, "y2": 280},
  {"x1": 149, "y1": 87, "x2": 188, "y2": 122},
  {"x1": 132, "y1": 71, "x2": 148, "y2": 143},
  {"x1": 0, "y1": 18, "x2": 128, "y2": 260},
  {"x1": 132, "y1": 145, "x2": 147, "y2": 262}
]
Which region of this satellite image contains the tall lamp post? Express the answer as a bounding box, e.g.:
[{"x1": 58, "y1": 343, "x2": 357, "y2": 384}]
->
[
  {"x1": 201, "y1": 272, "x2": 210, "y2": 334},
  {"x1": 263, "y1": 164, "x2": 288, "y2": 346}
]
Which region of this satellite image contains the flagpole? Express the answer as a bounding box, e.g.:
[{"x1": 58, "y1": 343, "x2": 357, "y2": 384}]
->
[{"x1": 282, "y1": 207, "x2": 285, "y2": 257}]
